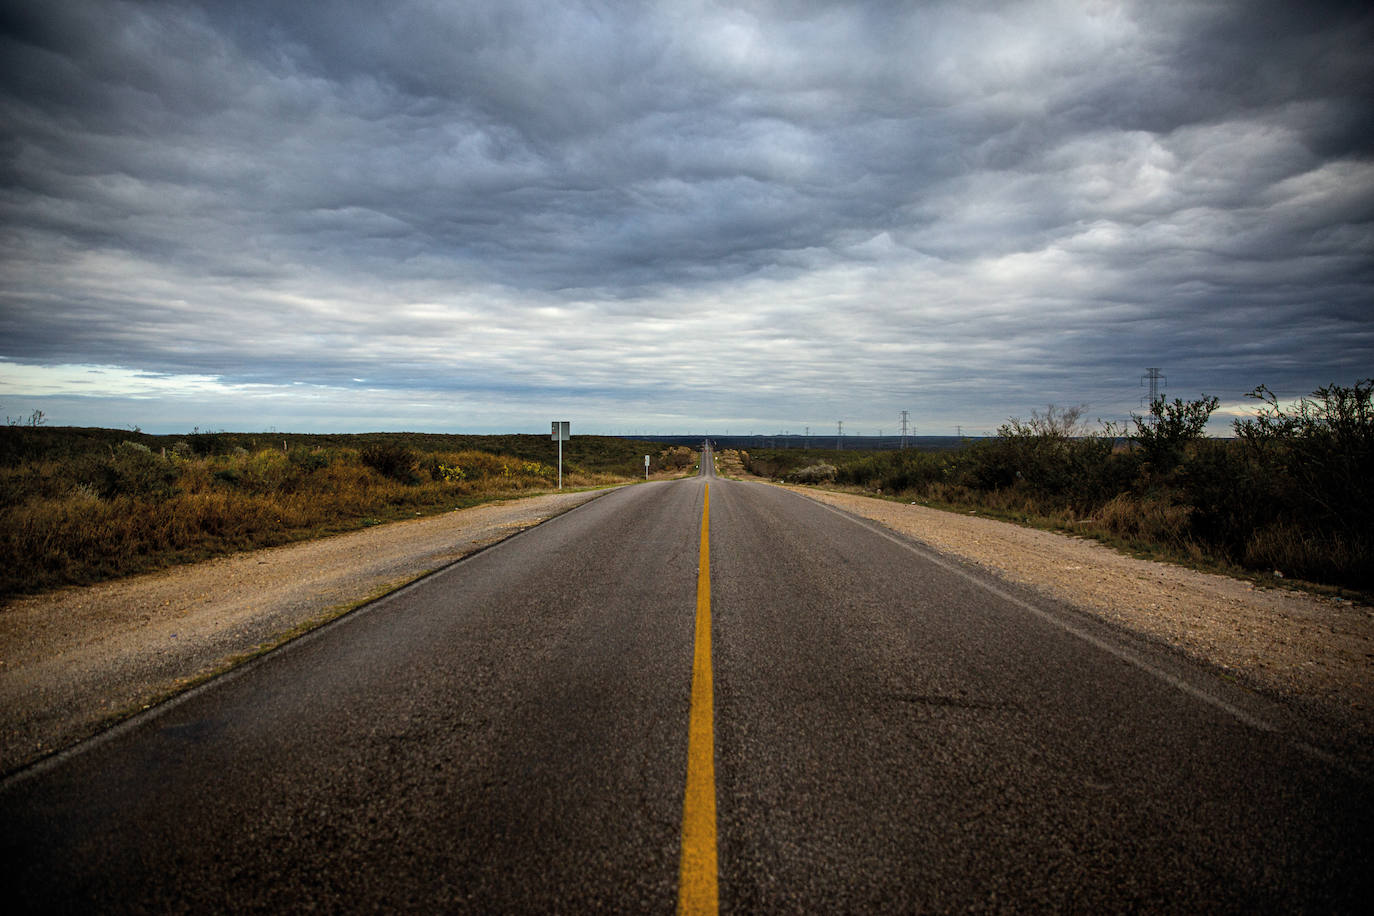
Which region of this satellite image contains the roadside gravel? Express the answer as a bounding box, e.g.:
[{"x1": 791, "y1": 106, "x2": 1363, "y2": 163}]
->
[
  {"x1": 784, "y1": 485, "x2": 1374, "y2": 737},
  {"x1": 0, "y1": 488, "x2": 609, "y2": 775},
  {"x1": 6, "y1": 475, "x2": 1371, "y2": 777}
]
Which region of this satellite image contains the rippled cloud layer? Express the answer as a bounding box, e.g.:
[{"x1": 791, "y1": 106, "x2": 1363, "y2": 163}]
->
[{"x1": 2, "y1": 0, "x2": 1371, "y2": 433}]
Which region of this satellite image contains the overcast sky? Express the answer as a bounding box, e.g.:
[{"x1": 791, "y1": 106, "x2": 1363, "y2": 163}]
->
[{"x1": 2, "y1": 0, "x2": 1371, "y2": 436}]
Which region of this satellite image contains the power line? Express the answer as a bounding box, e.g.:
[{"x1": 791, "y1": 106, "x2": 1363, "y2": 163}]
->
[{"x1": 1141, "y1": 368, "x2": 1166, "y2": 407}]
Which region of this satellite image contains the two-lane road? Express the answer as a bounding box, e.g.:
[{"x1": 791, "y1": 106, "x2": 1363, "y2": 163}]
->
[{"x1": 3, "y1": 443, "x2": 1370, "y2": 911}]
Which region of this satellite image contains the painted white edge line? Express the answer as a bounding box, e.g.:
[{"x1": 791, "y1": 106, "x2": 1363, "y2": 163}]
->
[
  {"x1": 792, "y1": 489, "x2": 1362, "y2": 779},
  {"x1": 0, "y1": 488, "x2": 619, "y2": 792}
]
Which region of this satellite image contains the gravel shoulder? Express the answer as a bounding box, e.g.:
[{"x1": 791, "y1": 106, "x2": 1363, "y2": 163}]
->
[
  {"x1": 0, "y1": 488, "x2": 610, "y2": 775},
  {"x1": 781, "y1": 484, "x2": 1374, "y2": 737},
  {"x1": 6, "y1": 475, "x2": 1371, "y2": 777}
]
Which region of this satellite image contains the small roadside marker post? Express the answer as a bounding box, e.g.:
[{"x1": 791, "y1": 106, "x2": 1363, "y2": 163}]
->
[
  {"x1": 551, "y1": 420, "x2": 570, "y2": 489},
  {"x1": 645, "y1": 455, "x2": 650, "y2": 480}
]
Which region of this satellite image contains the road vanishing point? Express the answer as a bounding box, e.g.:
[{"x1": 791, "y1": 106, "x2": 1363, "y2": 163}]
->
[{"x1": 3, "y1": 443, "x2": 1371, "y2": 912}]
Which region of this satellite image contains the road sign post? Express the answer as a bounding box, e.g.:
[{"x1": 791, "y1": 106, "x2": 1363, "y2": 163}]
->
[
  {"x1": 551, "y1": 420, "x2": 570, "y2": 489},
  {"x1": 645, "y1": 455, "x2": 650, "y2": 480}
]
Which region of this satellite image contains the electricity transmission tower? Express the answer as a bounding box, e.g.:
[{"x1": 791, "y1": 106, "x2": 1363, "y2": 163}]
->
[
  {"x1": 1141, "y1": 368, "x2": 1166, "y2": 407},
  {"x1": 836, "y1": 420, "x2": 843, "y2": 450},
  {"x1": 899, "y1": 410, "x2": 910, "y2": 448}
]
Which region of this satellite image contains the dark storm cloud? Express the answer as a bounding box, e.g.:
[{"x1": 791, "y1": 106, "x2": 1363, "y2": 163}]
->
[{"x1": 1, "y1": 0, "x2": 1371, "y2": 432}]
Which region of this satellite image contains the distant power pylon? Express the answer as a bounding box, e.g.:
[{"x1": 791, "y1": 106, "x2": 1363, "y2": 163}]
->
[
  {"x1": 1141, "y1": 368, "x2": 1166, "y2": 407},
  {"x1": 836, "y1": 420, "x2": 843, "y2": 450},
  {"x1": 899, "y1": 410, "x2": 910, "y2": 448}
]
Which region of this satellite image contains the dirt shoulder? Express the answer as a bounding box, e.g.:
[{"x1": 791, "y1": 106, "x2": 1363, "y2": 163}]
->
[
  {"x1": 6, "y1": 474, "x2": 1370, "y2": 777},
  {"x1": 0, "y1": 488, "x2": 610, "y2": 776},
  {"x1": 780, "y1": 484, "x2": 1374, "y2": 735}
]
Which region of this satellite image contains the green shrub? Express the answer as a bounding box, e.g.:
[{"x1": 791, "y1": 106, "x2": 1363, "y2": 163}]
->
[
  {"x1": 959, "y1": 405, "x2": 1118, "y2": 511},
  {"x1": 1168, "y1": 438, "x2": 1264, "y2": 558},
  {"x1": 1235, "y1": 380, "x2": 1373, "y2": 529},
  {"x1": 241, "y1": 449, "x2": 293, "y2": 494},
  {"x1": 1132, "y1": 394, "x2": 1219, "y2": 475},
  {"x1": 659, "y1": 447, "x2": 696, "y2": 471},
  {"x1": 83, "y1": 441, "x2": 179, "y2": 500},
  {"x1": 213, "y1": 468, "x2": 242, "y2": 486},
  {"x1": 1231, "y1": 379, "x2": 1373, "y2": 584},
  {"x1": 288, "y1": 446, "x2": 330, "y2": 472},
  {"x1": 188, "y1": 432, "x2": 231, "y2": 456},
  {"x1": 359, "y1": 444, "x2": 418, "y2": 482},
  {"x1": 745, "y1": 453, "x2": 790, "y2": 478}
]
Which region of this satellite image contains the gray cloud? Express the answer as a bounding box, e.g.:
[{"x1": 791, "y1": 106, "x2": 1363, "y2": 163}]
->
[{"x1": 2, "y1": 0, "x2": 1371, "y2": 434}]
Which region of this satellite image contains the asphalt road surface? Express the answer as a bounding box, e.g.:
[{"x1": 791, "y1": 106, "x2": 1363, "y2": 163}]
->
[{"x1": 3, "y1": 444, "x2": 1370, "y2": 912}]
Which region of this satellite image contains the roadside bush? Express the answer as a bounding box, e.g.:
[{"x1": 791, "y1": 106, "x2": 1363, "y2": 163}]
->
[
  {"x1": 360, "y1": 443, "x2": 418, "y2": 482},
  {"x1": 1093, "y1": 493, "x2": 1195, "y2": 550},
  {"x1": 0, "y1": 430, "x2": 665, "y2": 598},
  {"x1": 1132, "y1": 394, "x2": 1219, "y2": 476},
  {"x1": 213, "y1": 467, "x2": 242, "y2": 486},
  {"x1": 187, "y1": 432, "x2": 231, "y2": 456},
  {"x1": 288, "y1": 446, "x2": 331, "y2": 472},
  {"x1": 1235, "y1": 380, "x2": 1373, "y2": 535},
  {"x1": 745, "y1": 453, "x2": 790, "y2": 478},
  {"x1": 1231, "y1": 379, "x2": 1374, "y2": 585},
  {"x1": 516, "y1": 460, "x2": 556, "y2": 480},
  {"x1": 1167, "y1": 438, "x2": 1265, "y2": 558},
  {"x1": 1248, "y1": 523, "x2": 1373, "y2": 585},
  {"x1": 240, "y1": 449, "x2": 294, "y2": 494},
  {"x1": 744, "y1": 382, "x2": 1370, "y2": 590},
  {"x1": 659, "y1": 446, "x2": 696, "y2": 471},
  {"x1": 960, "y1": 405, "x2": 1119, "y2": 511},
  {"x1": 428, "y1": 460, "x2": 467, "y2": 483},
  {"x1": 793, "y1": 463, "x2": 838, "y2": 483},
  {"x1": 84, "y1": 441, "x2": 179, "y2": 500},
  {"x1": 893, "y1": 451, "x2": 961, "y2": 494},
  {"x1": 419, "y1": 450, "x2": 555, "y2": 488}
]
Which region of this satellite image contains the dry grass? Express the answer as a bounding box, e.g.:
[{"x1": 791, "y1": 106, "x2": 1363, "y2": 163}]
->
[
  {"x1": 1091, "y1": 493, "x2": 1194, "y2": 546},
  {"x1": 1243, "y1": 523, "x2": 1373, "y2": 583},
  {"x1": 713, "y1": 449, "x2": 749, "y2": 477},
  {"x1": 0, "y1": 437, "x2": 655, "y2": 599}
]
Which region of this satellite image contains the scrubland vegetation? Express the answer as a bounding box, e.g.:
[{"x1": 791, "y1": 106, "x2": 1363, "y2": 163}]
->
[
  {"x1": 743, "y1": 380, "x2": 1373, "y2": 595},
  {"x1": 0, "y1": 429, "x2": 691, "y2": 598}
]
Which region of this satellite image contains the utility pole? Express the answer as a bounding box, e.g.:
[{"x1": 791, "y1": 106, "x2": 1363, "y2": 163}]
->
[
  {"x1": 836, "y1": 420, "x2": 843, "y2": 450},
  {"x1": 804, "y1": 426, "x2": 810, "y2": 449},
  {"x1": 899, "y1": 410, "x2": 910, "y2": 448},
  {"x1": 1141, "y1": 368, "x2": 1166, "y2": 407}
]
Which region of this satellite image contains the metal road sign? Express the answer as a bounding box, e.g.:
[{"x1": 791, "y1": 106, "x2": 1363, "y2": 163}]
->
[{"x1": 551, "y1": 420, "x2": 570, "y2": 488}]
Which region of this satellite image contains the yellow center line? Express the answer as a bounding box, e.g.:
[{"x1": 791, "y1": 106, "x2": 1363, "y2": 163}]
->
[{"x1": 678, "y1": 483, "x2": 718, "y2": 915}]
